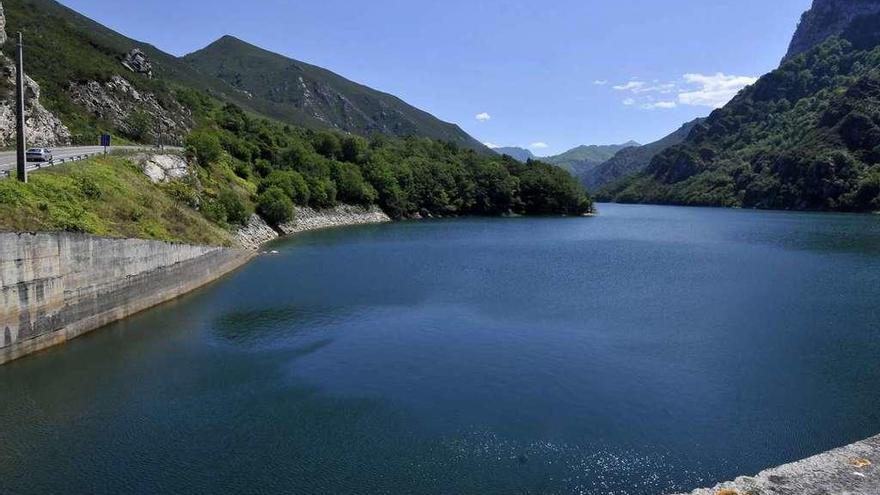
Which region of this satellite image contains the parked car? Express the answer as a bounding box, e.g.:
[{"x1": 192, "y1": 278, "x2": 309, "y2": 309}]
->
[{"x1": 26, "y1": 148, "x2": 53, "y2": 162}]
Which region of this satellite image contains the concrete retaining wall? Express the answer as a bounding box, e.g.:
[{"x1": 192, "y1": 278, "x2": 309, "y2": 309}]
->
[{"x1": 0, "y1": 233, "x2": 252, "y2": 364}]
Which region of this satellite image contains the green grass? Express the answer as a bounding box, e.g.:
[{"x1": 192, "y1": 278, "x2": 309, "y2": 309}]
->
[{"x1": 0, "y1": 156, "x2": 234, "y2": 246}]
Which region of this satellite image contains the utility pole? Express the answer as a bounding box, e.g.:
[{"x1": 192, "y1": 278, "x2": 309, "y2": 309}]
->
[{"x1": 15, "y1": 32, "x2": 27, "y2": 183}]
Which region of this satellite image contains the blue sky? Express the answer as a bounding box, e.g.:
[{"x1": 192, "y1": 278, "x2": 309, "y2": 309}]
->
[{"x1": 62, "y1": 0, "x2": 812, "y2": 155}]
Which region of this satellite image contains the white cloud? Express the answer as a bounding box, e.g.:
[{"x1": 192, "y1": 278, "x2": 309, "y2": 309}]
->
[
  {"x1": 613, "y1": 81, "x2": 646, "y2": 92},
  {"x1": 475, "y1": 112, "x2": 492, "y2": 122},
  {"x1": 641, "y1": 101, "x2": 677, "y2": 110},
  {"x1": 529, "y1": 142, "x2": 549, "y2": 149},
  {"x1": 612, "y1": 80, "x2": 679, "y2": 95},
  {"x1": 611, "y1": 72, "x2": 757, "y2": 110},
  {"x1": 678, "y1": 73, "x2": 758, "y2": 108},
  {"x1": 593, "y1": 79, "x2": 608, "y2": 85},
  {"x1": 483, "y1": 142, "x2": 501, "y2": 149}
]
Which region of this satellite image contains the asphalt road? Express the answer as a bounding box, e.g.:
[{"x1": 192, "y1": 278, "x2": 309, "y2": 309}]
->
[{"x1": 0, "y1": 146, "x2": 178, "y2": 175}]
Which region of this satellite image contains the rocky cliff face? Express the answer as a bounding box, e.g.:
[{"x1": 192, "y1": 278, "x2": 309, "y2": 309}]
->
[
  {"x1": 68, "y1": 75, "x2": 192, "y2": 141},
  {"x1": 0, "y1": 2, "x2": 70, "y2": 146},
  {"x1": 784, "y1": 0, "x2": 880, "y2": 61},
  {"x1": 0, "y1": 61, "x2": 71, "y2": 146}
]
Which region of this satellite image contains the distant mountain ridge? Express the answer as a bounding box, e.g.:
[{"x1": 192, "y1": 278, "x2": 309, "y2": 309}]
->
[
  {"x1": 494, "y1": 147, "x2": 535, "y2": 163},
  {"x1": 184, "y1": 36, "x2": 486, "y2": 151},
  {"x1": 543, "y1": 141, "x2": 640, "y2": 178},
  {"x1": 588, "y1": 119, "x2": 703, "y2": 192}
]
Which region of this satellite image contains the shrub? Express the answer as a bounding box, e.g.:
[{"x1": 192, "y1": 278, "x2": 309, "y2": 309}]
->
[
  {"x1": 307, "y1": 177, "x2": 338, "y2": 209},
  {"x1": 162, "y1": 180, "x2": 200, "y2": 209},
  {"x1": 233, "y1": 162, "x2": 252, "y2": 180},
  {"x1": 218, "y1": 189, "x2": 249, "y2": 225},
  {"x1": 77, "y1": 176, "x2": 102, "y2": 199},
  {"x1": 257, "y1": 186, "x2": 294, "y2": 225},
  {"x1": 186, "y1": 130, "x2": 224, "y2": 166},
  {"x1": 260, "y1": 170, "x2": 310, "y2": 205},
  {"x1": 201, "y1": 200, "x2": 227, "y2": 224},
  {"x1": 332, "y1": 161, "x2": 376, "y2": 205}
]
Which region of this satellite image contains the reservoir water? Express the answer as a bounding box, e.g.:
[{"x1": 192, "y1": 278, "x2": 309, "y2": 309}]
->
[{"x1": 2, "y1": 204, "x2": 880, "y2": 494}]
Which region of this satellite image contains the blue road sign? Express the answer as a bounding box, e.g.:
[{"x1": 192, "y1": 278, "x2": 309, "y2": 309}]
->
[{"x1": 100, "y1": 134, "x2": 111, "y2": 147}]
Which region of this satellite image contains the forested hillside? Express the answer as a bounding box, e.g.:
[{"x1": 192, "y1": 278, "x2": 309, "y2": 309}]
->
[
  {"x1": 604, "y1": 3, "x2": 880, "y2": 212},
  {"x1": 589, "y1": 119, "x2": 702, "y2": 193},
  {"x1": 184, "y1": 101, "x2": 592, "y2": 225}
]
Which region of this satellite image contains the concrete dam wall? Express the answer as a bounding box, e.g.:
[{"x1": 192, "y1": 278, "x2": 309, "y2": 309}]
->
[{"x1": 0, "y1": 233, "x2": 251, "y2": 364}]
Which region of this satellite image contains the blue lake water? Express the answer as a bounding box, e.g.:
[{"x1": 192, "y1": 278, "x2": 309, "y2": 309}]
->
[{"x1": 2, "y1": 204, "x2": 880, "y2": 494}]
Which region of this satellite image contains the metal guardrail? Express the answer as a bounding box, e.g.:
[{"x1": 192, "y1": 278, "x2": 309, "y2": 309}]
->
[
  {"x1": 0, "y1": 146, "x2": 180, "y2": 180},
  {"x1": 0, "y1": 151, "x2": 105, "y2": 179}
]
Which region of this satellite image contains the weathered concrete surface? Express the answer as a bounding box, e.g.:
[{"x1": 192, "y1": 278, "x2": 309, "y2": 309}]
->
[
  {"x1": 0, "y1": 233, "x2": 251, "y2": 364},
  {"x1": 278, "y1": 204, "x2": 391, "y2": 236},
  {"x1": 0, "y1": 205, "x2": 390, "y2": 363},
  {"x1": 677, "y1": 435, "x2": 880, "y2": 495}
]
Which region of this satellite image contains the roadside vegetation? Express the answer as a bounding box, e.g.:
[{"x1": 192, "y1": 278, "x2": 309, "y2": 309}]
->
[{"x1": 0, "y1": 156, "x2": 232, "y2": 245}]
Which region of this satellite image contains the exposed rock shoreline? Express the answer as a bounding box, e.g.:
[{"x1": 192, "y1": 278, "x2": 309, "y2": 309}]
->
[
  {"x1": 235, "y1": 204, "x2": 391, "y2": 250},
  {"x1": 678, "y1": 434, "x2": 880, "y2": 495}
]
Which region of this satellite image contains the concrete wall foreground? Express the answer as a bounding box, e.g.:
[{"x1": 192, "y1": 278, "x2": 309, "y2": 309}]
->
[{"x1": 0, "y1": 233, "x2": 251, "y2": 364}]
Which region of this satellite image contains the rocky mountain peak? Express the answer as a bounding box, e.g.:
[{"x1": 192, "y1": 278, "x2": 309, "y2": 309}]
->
[{"x1": 784, "y1": 0, "x2": 880, "y2": 62}]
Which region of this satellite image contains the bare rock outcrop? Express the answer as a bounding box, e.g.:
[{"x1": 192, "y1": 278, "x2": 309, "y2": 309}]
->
[
  {"x1": 121, "y1": 48, "x2": 152, "y2": 78},
  {"x1": 0, "y1": 3, "x2": 7, "y2": 46},
  {"x1": 68, "y1": 75, "x2": 192, "y2": 140},
  {"x1": 0, "y1": 4, "x2": 70, "y2": 146},
  {"x1": 0, "y1": 2, "x2": 70, "y2": 146},
  {"x1": 678, "y1": 434, "x2": 880, "y2": 495},
  {"x1": 235, "y1": 214, "x2": 279, "y2": 251},
  {"x1": 136, "y1": 153, "x2": 190, "y2": 183},
  {"x1": 235, "y1": 205, "x2": 391, "y2": 250},
  {"x1": 278, "y1": 205, "x2": 391, "y2": 236},
  {"x1": 0, "y1": 66, "x2": 71, "y2": 146},
  {"x1": 784, "y1": 0, "x2": 880, "y2": 62}
]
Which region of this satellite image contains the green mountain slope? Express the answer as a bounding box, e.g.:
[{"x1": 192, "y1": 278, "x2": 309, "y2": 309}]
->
[
  {"x1": 606, "y1": 4, "x2": 880, "y2": 212},
  {"x1": 183, "y1": 36, "x2": 487, "y2": 152},
  {"x1": 543, "y1": 141, "x2": 640, "y2": 177},
  {"x1": 2, "y1": 0, "x2": 485, "y2": 150},
  {"x1": 589, "y1": 119, "x2": 703, "y2": 193},
  {"x1": 3, "y1": 0, "x2": 255, "y2": 140}
]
